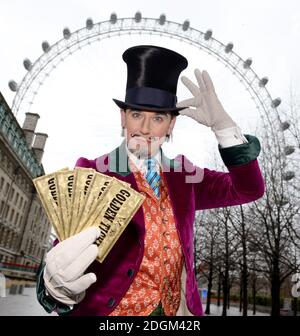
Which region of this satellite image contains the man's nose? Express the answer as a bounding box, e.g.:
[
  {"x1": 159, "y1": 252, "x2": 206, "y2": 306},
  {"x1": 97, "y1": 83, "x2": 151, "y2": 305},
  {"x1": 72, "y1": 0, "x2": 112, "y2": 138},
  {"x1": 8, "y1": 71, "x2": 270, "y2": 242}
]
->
[{"x1": 140, "y1": 116, "x2": 151, "y2": 134}]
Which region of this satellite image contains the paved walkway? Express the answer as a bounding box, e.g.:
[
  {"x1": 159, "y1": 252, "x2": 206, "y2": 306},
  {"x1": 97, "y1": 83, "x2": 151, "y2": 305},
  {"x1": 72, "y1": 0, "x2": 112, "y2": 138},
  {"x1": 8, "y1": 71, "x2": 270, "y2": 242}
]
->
[
  {"x1": 0, "y1": 286, "x2": 55, "y2": 316},
  {"x1": 0, "y1": 287, "x2": 270, "y2": 316},
  {"x1": 207, "y1": 303, "x2": 269, "y2": 316}
]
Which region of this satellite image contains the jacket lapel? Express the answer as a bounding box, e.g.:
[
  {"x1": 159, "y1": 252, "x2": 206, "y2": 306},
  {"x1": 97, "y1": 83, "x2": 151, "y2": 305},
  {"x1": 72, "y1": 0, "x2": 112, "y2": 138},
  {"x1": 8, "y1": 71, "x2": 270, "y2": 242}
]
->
[
  {"x1": 106, "y1": 140, "x2": 144, "y2": 235},
  {"x1": 105, "y1": 140, "x2": 184, "y2": 233}
]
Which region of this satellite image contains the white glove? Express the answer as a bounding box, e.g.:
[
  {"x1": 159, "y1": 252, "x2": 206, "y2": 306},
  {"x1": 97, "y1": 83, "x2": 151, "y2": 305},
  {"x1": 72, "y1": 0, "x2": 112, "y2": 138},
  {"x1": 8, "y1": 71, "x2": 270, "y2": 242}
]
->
[
  {"x1": 43, "y1": 226, "x2": 100, "y2": 306},
  {"x1": 176, "y1": 69, "x2": 237, "y2": 131}
]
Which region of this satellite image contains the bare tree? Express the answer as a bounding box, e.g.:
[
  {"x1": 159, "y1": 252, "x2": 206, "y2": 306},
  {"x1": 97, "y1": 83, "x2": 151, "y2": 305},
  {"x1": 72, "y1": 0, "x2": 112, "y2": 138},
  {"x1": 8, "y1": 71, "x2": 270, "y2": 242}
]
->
[
  {"x1": 227, "y1": 204, "x2": 253, "y2": 316},
  {"x1": 195, "y1": 210, "x2": 223, "y2": 315},
  {"x1": 214, "y1": 207, "x2": 238, "y2": 316},
  {"x1": 248, "y1": 97, "x2": 300, "y2": 315}
]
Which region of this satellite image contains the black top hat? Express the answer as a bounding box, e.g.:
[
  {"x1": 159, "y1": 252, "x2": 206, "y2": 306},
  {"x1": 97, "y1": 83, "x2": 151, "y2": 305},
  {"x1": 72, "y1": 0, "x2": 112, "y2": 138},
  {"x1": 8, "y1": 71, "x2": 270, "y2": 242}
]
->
[{"x1": 112, "y1": 45, "x2": 188, "y2": 116}]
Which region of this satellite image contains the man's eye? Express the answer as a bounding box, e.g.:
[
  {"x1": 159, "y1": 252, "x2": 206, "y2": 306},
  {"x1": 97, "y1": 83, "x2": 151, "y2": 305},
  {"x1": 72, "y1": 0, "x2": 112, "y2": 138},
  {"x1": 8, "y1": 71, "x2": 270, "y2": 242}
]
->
[
  {"x1": 132, "y1": 112, "x2": 141, "y2": 118},
  {"x1": 154, "y1": 116, "x2": 163, "y2": 122}
]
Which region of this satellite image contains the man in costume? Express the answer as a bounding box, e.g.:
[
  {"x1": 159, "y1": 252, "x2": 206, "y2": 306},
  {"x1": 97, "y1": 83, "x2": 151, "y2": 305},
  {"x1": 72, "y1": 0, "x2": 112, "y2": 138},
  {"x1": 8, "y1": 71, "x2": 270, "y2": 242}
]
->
[{"x1": 37, "y1": 45, "x2": 265, "y2": 316}]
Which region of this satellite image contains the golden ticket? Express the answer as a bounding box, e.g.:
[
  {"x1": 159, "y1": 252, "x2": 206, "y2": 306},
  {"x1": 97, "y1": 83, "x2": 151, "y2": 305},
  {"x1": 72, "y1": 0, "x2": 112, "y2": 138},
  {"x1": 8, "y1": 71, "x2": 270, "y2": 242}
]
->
[
  {"x1": 75, "y1": 172, "x2": 113, "y2": 234},
  {"x1": 55, "y1": 170, "x2": 77, "y2": 239},
  {"x1": 69, "y1": 168, "x2": 96, "y2": 236},
  {"x1": 92, "y1": 181, "x2": 145, "y2": 263},
  {"x1": 33, "y1": 171, "x2": 67, "y2": 241}
]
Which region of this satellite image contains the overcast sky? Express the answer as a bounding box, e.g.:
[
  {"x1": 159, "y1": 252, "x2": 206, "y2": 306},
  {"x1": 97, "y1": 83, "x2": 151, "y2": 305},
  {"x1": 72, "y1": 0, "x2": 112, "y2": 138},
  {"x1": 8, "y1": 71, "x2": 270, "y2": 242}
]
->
[{"x1": 0, "y1": 0, "x2": 299, "y2": 173}]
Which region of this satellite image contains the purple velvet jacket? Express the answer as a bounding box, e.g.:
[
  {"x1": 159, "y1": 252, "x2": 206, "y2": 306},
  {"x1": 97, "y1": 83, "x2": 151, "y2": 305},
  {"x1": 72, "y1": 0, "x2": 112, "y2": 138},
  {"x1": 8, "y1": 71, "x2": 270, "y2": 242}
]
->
[{"x1": 68, "y1": 136, "x2": 264, "y2": 316}]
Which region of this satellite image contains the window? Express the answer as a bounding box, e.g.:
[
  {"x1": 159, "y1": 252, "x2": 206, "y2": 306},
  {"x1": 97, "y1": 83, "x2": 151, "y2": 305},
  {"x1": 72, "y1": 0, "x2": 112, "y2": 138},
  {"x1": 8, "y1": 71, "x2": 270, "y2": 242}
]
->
[
  {"x1": 5, "y1": 182, "x2": 9, "y2": 195},
  {"x1": 15, "y1": 213, "x2": 19, "y2": 226},
  {"x1": 9, "y1": 209, "x2": 14, "y2": 222},
  {"x1": 19, "y1": 197, "x2": 23, "y2": 209},
  {"x1": 15, "y1": 192, "x2": 19, "y2": 205},
  {"x1": 4, "y1": 205, "x2": 10, "y2": 219},
  {"x1": 9, "y1": 188, "x2": 15, "y2": 201}
]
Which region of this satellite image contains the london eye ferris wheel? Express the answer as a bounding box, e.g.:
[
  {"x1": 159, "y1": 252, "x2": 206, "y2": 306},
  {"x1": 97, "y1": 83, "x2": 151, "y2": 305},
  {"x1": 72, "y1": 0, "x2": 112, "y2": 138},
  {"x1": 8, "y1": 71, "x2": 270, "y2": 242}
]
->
[{"x1": 8, "y1": 12, "x2": 296, "y2": 182}]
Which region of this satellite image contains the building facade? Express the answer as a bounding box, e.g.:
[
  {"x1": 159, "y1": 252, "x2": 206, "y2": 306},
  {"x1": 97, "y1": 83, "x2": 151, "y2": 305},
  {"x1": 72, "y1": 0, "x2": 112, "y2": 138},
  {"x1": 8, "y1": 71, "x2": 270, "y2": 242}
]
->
[{"x1": 0, "y1": 91, "x2": 51, "y2": 280}]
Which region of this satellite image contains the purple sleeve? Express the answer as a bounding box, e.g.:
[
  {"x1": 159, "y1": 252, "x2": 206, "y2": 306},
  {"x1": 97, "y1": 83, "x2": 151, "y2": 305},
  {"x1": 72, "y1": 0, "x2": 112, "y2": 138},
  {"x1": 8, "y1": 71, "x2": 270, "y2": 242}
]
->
[
  {"x1": 74, "y1": 157, "x2": 97, "y2": 169},
  {"x1": 194, "y1": 159, "x2": 265, "y2": 210}
]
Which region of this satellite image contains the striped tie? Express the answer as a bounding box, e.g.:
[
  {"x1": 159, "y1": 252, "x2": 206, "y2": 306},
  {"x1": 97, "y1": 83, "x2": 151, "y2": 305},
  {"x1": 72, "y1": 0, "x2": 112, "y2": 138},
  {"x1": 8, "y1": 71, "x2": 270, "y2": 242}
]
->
[{"x1": 145, "y1": 158, "x2": 161, "y2": 199}]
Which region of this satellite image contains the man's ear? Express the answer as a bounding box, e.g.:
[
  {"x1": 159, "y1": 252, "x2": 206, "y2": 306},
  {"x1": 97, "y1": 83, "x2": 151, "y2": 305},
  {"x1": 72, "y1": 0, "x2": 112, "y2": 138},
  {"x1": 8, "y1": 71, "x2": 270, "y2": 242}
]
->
[{"x1": 168, "y1": 115, "x2": 177, "y2": 134}]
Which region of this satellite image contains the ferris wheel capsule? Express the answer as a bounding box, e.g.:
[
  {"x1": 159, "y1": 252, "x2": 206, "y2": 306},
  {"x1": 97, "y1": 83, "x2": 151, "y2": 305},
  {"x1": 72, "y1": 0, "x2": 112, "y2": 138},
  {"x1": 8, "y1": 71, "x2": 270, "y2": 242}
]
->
[
  {"x1": 259, "y1": 77, "x2": 269, "y2": 87},
  {"x1": 243, "y1": 58, "x2": 252, "y2": 69},
  {"x1": 8, "y1": 80, "x2": 18, "y2": 92},
  {"x1": 86, "y1": 18, "x2": 94, "y2": 30},
  {"x1": 134, "y1": 12, "x2": 142, "y2": 23},
  {"x1": 280, "y1": 121, "x2": 290, "y2": 131},
  {"x1": 204, "y1": 29, "x2": 213, "y2": 40},
  {"x1": 271, "y1": 98, "x2": 281, "y2": 108},
  {"x1": 63, "y1": 27, "x2": 71, "y2": 39},
  {"x1": 159, "y1": 14, "x2": 166, "y2": 25},
  {"x1": 23, "y1": 58, "x2": 32, "y2": 71},
  {"x1": 225, "y1": 42, "x2": 233, "y2": 53},
  {"x1": 182, "y1": 20, "x2": 190, "y2": 31},
  {"x1": 283, "y1": 171, "x2": 295, "y2": 181},
  {"x1": 42, "y1": 41, "x2": 50, "y2": 53},
  {"x1": 110, "y1": 13, "x2": 117, "y2": 24}
]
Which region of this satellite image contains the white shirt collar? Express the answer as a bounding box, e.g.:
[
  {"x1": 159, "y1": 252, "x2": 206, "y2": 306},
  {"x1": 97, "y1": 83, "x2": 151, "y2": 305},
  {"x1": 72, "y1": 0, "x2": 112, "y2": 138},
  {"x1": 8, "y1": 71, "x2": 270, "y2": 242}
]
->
[{"x1": 125, "y1": 144, "x2": 162, "y2": 176}]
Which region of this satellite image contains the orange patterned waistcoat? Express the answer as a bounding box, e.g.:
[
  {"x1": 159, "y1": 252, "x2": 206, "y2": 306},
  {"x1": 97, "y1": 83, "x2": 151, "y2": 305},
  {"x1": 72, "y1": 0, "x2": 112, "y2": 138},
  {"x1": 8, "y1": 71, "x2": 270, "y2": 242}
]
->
[{"x1": 109, "y1": 163, "x2": 184, "y2": 316}]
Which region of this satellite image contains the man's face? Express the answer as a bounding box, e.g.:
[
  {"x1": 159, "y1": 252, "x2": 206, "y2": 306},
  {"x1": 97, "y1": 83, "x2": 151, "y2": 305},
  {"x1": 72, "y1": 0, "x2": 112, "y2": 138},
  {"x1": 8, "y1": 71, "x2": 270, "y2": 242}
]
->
[{"x1": 120, "y1": 109, "x2": 176, "y2": 159}]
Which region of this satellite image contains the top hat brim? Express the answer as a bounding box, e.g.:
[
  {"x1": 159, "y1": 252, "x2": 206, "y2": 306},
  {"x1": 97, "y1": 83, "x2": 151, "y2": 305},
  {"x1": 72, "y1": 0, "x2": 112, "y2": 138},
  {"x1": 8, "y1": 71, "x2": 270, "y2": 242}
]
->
[{"x1": 112, "y1": 98, "x2": 187, "y2": 116}]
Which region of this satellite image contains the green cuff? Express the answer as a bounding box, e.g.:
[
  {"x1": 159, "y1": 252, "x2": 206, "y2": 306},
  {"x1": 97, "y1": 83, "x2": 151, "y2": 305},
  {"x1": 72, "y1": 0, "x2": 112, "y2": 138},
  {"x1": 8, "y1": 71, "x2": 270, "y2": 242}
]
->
[
  {"x1": 36, "y1": 264, "x2": 73, "y2": 316},
  {"x1": 218, "y1": 134, "x2": 261, "y2": 167}
]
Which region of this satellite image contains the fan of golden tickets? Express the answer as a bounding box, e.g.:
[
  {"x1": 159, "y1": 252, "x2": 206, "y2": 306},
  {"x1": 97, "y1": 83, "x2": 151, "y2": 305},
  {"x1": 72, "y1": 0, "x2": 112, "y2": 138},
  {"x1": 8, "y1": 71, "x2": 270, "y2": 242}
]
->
[{"x1": 33, "y1": 167, "x2": 145, "y2": 263}]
